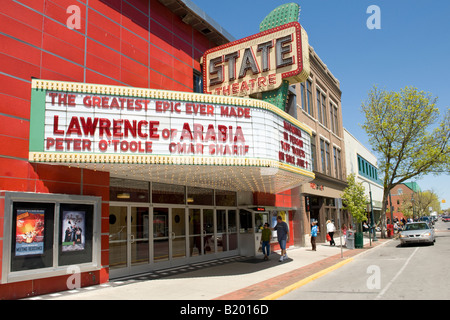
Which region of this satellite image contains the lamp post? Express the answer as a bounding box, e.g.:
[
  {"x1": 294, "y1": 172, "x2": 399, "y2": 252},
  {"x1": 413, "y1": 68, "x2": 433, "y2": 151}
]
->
[{"x1": 362, "y1": 180, "x2": 377, "y2": 242}]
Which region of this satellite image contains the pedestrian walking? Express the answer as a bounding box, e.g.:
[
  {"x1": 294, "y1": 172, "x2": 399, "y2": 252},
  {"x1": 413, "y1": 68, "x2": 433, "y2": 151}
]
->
[
  {"x1": 271, "y1": 216, "x2": 289, "y2": 261},
  {"x1": 311, "y1": 221, "x2": 318, "y2": 251},
  {"x1": 261, "y1": 223, "x2": 271, "y2": 260},
  {"x1": 326, "y1": 220, "x2": 336, "y2": 246}
]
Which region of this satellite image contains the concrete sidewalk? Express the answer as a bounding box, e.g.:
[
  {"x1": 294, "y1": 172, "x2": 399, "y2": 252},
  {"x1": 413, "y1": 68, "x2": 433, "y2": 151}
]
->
[{"x1": 27, "y1": 235, "x2": 390, "y2": 300}]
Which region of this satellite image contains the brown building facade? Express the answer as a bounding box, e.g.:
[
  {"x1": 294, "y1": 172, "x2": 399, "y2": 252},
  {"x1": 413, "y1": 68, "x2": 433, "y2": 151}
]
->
[{"x1": 291, "y1": 46, "x2": 348, "y2": 243}]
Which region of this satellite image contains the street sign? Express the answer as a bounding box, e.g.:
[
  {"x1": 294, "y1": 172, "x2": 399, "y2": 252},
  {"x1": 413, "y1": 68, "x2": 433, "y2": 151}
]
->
[{"x1": 336, "y1": 198, "x2": 343, "y2": 210}]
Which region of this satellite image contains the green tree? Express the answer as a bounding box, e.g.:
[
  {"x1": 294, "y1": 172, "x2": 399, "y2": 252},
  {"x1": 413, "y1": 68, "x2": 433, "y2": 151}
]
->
[
  {"x1": 361, "y1": 86, "x2": 450, "y2": 237},
  {"x1": 342, "y1": 173, "x2": 368, "y2": 228},
  {"x1": 400, "y1": 190, "x2": 441, "y2": 218}
]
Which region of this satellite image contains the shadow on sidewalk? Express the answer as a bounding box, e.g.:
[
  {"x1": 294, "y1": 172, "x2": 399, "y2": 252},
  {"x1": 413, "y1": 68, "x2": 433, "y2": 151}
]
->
[{"x1": 111, "y1": 253, "x2": 291, "y2": 285}]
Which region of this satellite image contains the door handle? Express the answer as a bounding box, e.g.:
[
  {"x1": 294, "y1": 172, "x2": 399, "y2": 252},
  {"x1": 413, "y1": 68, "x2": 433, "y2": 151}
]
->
[{"x1": 130, "y1": 234, "x2": 135, "y2": 243}]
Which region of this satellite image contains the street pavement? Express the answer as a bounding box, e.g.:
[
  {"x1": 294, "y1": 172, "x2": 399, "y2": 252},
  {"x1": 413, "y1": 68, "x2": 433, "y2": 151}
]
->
[
  {"x1": 26, "y1": 233, "x2": 389, "y2": 300},
  {"x1": 279, "y1": 220, "x2": 450, "y2": 300}
]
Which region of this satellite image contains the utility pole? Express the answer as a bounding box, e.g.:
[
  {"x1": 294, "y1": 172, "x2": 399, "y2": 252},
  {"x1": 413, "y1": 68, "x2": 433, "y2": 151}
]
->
[
  {"x1": 336, "y1": 198, "x2": 343, "y2": 258},
  {"x1": 362, "y1": 180, "x2": 377, "y2": 242}
]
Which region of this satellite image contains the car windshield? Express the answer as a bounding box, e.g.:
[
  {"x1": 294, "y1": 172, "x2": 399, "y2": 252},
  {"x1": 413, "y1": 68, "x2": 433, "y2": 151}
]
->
[{"x1": 405, "y1": 223, "x2": 428, "y2": 231}]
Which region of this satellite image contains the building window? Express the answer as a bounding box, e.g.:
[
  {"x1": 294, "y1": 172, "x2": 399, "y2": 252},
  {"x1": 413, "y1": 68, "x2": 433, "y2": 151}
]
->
[
  {"x1": 320, "y1": 139, "x2": 326, "y2": 174},
  {"x1": 110, "y1": 178, "x2": 149, "y2": 202},
  {"x1": 286, "y1": 88, "x2": 297, "y2": 118},
  {"x1": 152, "y1": 182, "x2": 185, "y2": 204},
  {"x1": 311, "y1": 134, "x2": 317, "y2": 171},
  {"x1": 330, "y1": 102, "x2": 339, "y2": 135},
  {"x1": 316, "y1": 89, "x2": 322, "y2": 123},
  {"x1": 215, "y1": 190, "x2": 237, "y2": 206},
  {"x1": 333, "y1": 146, "x2": 342, "y2": 179},
  {"x1": 306, "y1": 79, "x2": 313, "y2": 116},
  {"x1": 337, "y1": 148, "x2": 342, "y2": 179},
  {"x1": 398, "y1": 188, "x2": 403, "y2": 195},
  {"x1": 299, "y1": 80, "x2": 313, "y2": 117},
  {"x1": 325, "y1": 141, "x2": 331, "y2": 175},
  {"x1": 357, "y1": 154, "x2": 379, "y2": 183},
  {"x1": 193, "y1": 72, "x2": 203, "y2": 93},
  {"x1": 316, "y1": 88, "x2": 327, "y2": 127},
  {"x1": 187, "y1": 186, "x2": 214, "y2": 206},
  {"x1": 321, "y1": 92, "x2": 327, "y2": 127},
  {"x1": 300, "y1": 82, "x2": 306, "y2": 112},
  {"x1": 320, "y1": 138, "x2": 331, "y2": 175}
]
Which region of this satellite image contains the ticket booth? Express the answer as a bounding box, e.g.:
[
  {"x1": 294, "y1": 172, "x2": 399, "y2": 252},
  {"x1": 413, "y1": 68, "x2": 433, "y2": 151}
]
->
[{"x1": 238, "y1": 208, "x2": 270, "y2": 257}]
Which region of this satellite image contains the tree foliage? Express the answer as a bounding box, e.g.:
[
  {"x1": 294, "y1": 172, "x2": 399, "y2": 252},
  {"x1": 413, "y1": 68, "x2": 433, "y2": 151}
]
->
[
  {"x1": 400, "y1": 190, "x2": 442, "y2": 217},
  {"x1": 361, "y1": 86, "x2": 450, "y2": 235},
  {"x1": 342, "y1": 173, "x2": 368, "y2": 224}
]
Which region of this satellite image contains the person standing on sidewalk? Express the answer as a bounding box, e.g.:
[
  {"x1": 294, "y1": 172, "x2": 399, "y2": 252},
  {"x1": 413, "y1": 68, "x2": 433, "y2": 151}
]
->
[
  {"x1": 272, "y1": 216, "x2": 289, "y2": 261},
  {"x1": 342, "y1": 224, "x2": 348, "y2": 247},
  {"x1": 311, "y1": 221, "x2": 318, "y2": 251},
  {"x1": 261, "y1": 223, "x2": 271, "y2": 260},
  {"x1": 326, "y1": 220, "x2": 336, "y2": 246}
]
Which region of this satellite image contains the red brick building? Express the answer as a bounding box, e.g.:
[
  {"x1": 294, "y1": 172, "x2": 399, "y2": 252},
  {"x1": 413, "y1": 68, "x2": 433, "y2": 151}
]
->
[{"x1": 386, "y1": 182, "x2": 420, "y2": 221}]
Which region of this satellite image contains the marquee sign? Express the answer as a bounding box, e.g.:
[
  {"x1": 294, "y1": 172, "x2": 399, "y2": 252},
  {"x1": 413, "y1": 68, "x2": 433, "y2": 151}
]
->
[
  {"x1": 29, "y1": 80, "x2": 314, "y2": 193},
  {"x1": 202, "y1": 22, "x2": 310, "y2": 97}
]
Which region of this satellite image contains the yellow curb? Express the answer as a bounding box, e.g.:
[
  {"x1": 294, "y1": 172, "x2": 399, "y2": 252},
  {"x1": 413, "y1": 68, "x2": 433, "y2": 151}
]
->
[{"x1": 260, "y1": 257, "x2": 354, "y2": 300}]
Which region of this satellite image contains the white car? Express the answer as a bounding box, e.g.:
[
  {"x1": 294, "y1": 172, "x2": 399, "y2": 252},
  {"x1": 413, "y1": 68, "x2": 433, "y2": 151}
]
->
[{"x1": 399, "y1": 222, "x2": 435, "y2": 246}]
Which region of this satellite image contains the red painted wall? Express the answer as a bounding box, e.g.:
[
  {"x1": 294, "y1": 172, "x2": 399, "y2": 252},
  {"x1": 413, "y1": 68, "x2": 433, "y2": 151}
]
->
[
  {"x1": 254, "y1": 187, "x2": 301, "y2": 250},
  {"x1": 0, "y1": 0, "x2": 217, "y2": 299}
]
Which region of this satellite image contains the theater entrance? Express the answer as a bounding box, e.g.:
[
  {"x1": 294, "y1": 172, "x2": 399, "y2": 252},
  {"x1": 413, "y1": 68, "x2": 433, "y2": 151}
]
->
[{"x1": 109, "y1": 204, "x2": 238, "y2": 279}]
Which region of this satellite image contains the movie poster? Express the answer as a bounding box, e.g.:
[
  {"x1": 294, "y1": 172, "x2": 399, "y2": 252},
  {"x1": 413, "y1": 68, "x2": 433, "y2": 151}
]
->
[
  {"x1": 61, "y1": 211, "x2": 85, "y2": 252},
  {"x1": 15, "y1": 209, "x2": 45, "y2": 256}
]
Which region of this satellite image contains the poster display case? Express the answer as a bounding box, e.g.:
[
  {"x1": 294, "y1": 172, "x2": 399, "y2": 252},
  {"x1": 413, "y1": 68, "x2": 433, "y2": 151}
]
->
[{"x1": 2, "y1": 192, "x2": 101, "y2": 284}]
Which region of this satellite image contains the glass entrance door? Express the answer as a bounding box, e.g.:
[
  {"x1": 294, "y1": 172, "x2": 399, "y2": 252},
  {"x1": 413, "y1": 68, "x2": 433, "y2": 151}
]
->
[
  {"x1": 153, "y1": 207, "x2": 187, "y2": 266},
  {"x1": 109, "y1": 206, "x2": 128, "y2": 270},
  {"x1": 110, "y1": 205, "x2": 238, "y2": 278},
  {"x1": 188, "y1": 208, "x2": 216, "y2": 256},
  {"x1": 109, "y1": 205, "x2": 149, "y2": 277},
  {"x1": 171, "y1": 208, "x2": 187, "y2": 260},
  {"x1": 131, "y1": 207, "x2": 149, "y2": 267},
  {"x1": 216, "y1": 209, "x2": 238, "y2": 252},
  {"x1": 153, "y1": 207, "x2": 169, "y2": 262}
]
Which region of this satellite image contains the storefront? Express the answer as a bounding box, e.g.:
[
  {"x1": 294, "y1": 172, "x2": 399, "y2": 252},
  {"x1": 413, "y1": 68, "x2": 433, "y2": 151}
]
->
[{"x1": 301, "y1": 174, "x2": 349, "y2": 243}]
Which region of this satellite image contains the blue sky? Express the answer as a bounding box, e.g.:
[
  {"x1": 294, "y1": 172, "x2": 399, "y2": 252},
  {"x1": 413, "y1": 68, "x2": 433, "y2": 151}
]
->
[{"x1": 192, "y1": 0, "x2": 450, "y2": 209}]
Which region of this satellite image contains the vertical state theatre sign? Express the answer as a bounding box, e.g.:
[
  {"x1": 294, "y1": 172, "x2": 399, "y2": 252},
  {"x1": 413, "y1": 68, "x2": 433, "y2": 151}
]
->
[
  {"x1": 29, "y1": 80, "x2": 314, "y2": 193},
  {"x1": 202, "y1": 22, "x2": 309, "y2": 97}
]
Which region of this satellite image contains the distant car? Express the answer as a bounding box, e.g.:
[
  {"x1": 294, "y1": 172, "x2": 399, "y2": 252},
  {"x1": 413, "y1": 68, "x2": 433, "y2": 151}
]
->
[
  {"x1": 442, "y1": 216, "x2": 450, "y2": 222},
  {"x1": 419, "y1": 216, "x2": 434, "y2": 225},
  {"x1": 399, "y1": 222, "x2": 435, "y2": 246}
]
